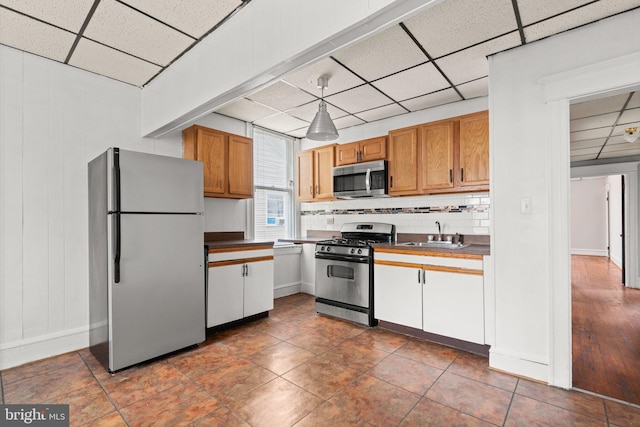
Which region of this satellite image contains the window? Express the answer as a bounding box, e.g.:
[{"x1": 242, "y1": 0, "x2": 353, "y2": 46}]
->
[{"x1": 253, "y1": 128, "x2": 294, "y2": 239}]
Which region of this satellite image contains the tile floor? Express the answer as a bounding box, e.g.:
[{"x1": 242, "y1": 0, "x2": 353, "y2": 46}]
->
[{"x1": 2, "y1": 293, "x2": 640, "y2": 426}]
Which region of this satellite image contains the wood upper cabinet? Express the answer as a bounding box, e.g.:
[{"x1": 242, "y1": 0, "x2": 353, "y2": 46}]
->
[
  {"x1": 228, "y1": 134, "x2": 253, "y2": 197},
  {"x1": 296, "y1": 144, "x2": 335, "y2": 201},
  {"x1": 335, "y1": 136, "x2": 387, "y2": 166},
  {"x1": 182, "y1": 125, "x2": 253, "y2": 199},
  {"x1": 387, "y1": 110, "x2": 489, "y2": 196},
  {"x1": 388, "y1": 127, "x2": 419, "y2": 195},
  {"x1": 421, "y1": 120, "x2": 456, "y2": 191},
  {"x1": 296, "y1": 150, "x2": 314, "y2": 201},
  {"x1": 457, "y1": 111, "x2": 489, "y2": 188}
]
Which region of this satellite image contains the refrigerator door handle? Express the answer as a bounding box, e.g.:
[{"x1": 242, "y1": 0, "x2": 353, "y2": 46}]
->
[
  {"x1": 114, "y1": 148, "x2": 121, "y2": 283},
  {"x1": 114, "y1": 213, "x2": 121, "y2": 283}
]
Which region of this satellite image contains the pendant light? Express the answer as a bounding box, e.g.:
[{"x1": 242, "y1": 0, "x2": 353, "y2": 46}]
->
[
  {"x1": 306, "y1": 76, "x2": 339, "y2": 141},
  {"x1": 623, "y1": 127, "x2": 638, "y2": 143}
]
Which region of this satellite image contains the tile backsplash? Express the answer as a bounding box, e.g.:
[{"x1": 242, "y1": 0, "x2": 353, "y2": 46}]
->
[{"x1": 300, "y1": 193, "x2": 490, "y2": 236}]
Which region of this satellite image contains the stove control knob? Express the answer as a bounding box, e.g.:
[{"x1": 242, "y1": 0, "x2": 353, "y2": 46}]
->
[
  {"x1": 326, "y1": 247, "x2": 331, "y2": 252},
  {"x1": 357, "y1": 249, "x2": 363, "y2": 254},
  {"x1": 350, "y1": 248, "x2": 355, "y2": 254},
  {"x1": 320, "y1": 246, "x2": 325, "y2": 251}
]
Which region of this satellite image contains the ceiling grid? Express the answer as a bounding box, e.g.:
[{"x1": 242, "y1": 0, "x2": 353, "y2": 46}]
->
[{"x1": 0, "y1": 0, "x2": 638, "y2": 161}]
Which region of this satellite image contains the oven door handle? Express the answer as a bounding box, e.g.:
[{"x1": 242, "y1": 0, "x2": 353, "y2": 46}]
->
[{"x1": 315, "y1": 253, "x2": 370, "y2": 263}]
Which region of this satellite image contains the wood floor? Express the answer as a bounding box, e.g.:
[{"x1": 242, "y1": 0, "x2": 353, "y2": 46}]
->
[{"x1": 572, "y1": 255, "x2": 640, "y2": 405}]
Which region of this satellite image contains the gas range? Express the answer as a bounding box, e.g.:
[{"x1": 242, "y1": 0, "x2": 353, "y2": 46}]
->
[{"x1": 314, "y1": 222, "x2": 395, "y2": 326}]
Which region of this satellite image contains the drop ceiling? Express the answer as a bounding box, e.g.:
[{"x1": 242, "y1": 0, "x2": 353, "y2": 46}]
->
[{"x1": 0, "y1": 0, "x2": 639, "y2": 164}]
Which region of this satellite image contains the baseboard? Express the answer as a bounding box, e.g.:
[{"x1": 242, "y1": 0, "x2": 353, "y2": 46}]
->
[
  {"x1": 300, "y1": 281, "x2": 315, "y2": 296},
  {"x1": 610, "y1": 253, "x2": 623, "y2": 269},
  {"x1": 489, "y1": 347, "x2": 548, "y2": 383},
  {"x1": 274, "y1": 282, "x2": 302, "y2": 298},
  {"x1": 571, "y1": 249, "x2": 608, "y2": 256},
  {"x1": 0, "y1": 326, "x2": 89, "y2": 370}
]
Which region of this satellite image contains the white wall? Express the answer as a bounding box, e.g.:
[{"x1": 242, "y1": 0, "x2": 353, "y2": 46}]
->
[
  {"x1": 607, "y1": 175, "x2": 624, "y2": 268},
  {"x1": 571, "y1": 177, "x2": 608, "y2": 256},
  {"x1": 0, "y1": 45, "x2": 182, "y2": 369},
  {"x1": 489, "y1": 9, "x2": 640, "y2": 385}
]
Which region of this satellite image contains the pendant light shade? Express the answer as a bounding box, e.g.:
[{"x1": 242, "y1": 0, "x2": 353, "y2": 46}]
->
[{"x1": 306, "y1": 76, "x2": 339, "y2": 141}]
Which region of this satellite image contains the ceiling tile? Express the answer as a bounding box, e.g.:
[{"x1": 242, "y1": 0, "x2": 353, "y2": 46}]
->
[
  {"x1": 516, "y1": 0, "x2": 592, "y2": 26},
  {"x1": 253, "y1": 113, "x2": 309, "y2": 133},
  {"x1": 283, "y1": 56, "x2": 366, "y2": 96},
  {"x1": 121, "y1": 0, "x2": 241, "y2": 38},
  {"x1": 371, "y1": 63, "x2": 449, "y2": 101},
  {"x1": 614, "y1": 122, "x2": 640, "y2": 135},
  {"x1": 435, "y1": 32, "x2": 521, "y2": 85},
  {"x1": 356, "y1": 104, "x2": 406, "y2": 122},
  {"x1": 83, "y1": 0, "x2": 194, "y2": 66},
  {"x1": 571, "y1": 153, "x2": 598, "y2": 162},
  {"x1": 0, "y1": 8, "x2": 76, "y2": 62},
  {"x1": 628, "y1": 92, "x2": 640, "y2": 109},
  {"x1": 457, "y1": 77, "x2": 489, "y2": 99},
  {"x1": 215, "y1": 98, "x2": 279, "y2": 123},
  {"x1": 288, "y1": 127, "x2": 309, "y2": 138},
  {"x1": 325, "y1": 85, "x2": 393, "y2": 114},
  {"x1": 0, "y1": 0, "x2": 94, "y2": 32},
  {"x1": 523, "y1": 0, "x2": 640, "y2": 42},
  {"x1": 599, "y1": 148, "x2": 640, "y2": 159},
  {"x1": 400, "y1": 88, "x2": 461, "y2": 112},
  {"x1": 247, "y1": 81, "x2": 316, "y2": 112},
  {"x1": 403, "y1": 0, "x2": 518, "y2": 58},
  {"x1": 570, "y1": 127, "x2": 612, "y2": 142},
  {"x1": 570, "y1": 138, "x2": 607, "y2": 150},
  {"x1": 333, "y1": 115, "x2": 366, "y2": 130},
  {"x1": 68, "y1": 38, "x2": 161, "y2": 86},
  {"x1": 570, "y1": 112, "x2": 619, "y2": 132},
  {"x1": 331, "y1": 25, "x2": 427, "y2": 81},
  {"x1": 570, "y1": 93, "x2": 628, "y2": 120},
  {"x1": 619, "y1": 108, "x2": 640, "y2": 125},
  {"x1": 286, "y1": 101, "x2": 347, "y2": 123},
  {"x1": 570, "y1": 146, "x2": 603, "y2": 156}
]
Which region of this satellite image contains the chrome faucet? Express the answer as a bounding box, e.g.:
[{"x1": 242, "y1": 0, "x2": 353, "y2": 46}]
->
[{"x1": 435, "y1": 221, "x2": 442, "y2": 241}]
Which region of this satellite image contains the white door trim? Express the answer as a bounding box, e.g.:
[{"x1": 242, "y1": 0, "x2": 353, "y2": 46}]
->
[{"x1": 539, "y1": 52, "x2": 640, "y2": 388}]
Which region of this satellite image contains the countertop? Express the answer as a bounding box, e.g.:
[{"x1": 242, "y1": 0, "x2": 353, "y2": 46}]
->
[
  {"x1": 373, "y1": 243, "x2": 490, "y2": 258},
  {"x1": 205, "y1": 239, "x2": 274, "y2": 252}
]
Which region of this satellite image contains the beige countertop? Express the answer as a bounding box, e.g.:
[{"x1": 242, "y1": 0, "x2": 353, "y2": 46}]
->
[{"x1": 373, "y1": 243, "x2": 490, "y2": 259}]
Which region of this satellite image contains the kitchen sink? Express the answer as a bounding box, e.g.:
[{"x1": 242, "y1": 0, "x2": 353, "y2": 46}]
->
[{"x1": 399, "y1": 241, "x2": 471, "y2": 249}]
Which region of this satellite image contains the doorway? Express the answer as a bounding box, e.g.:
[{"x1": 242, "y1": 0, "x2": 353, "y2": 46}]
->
[{"x1": 569, "y1": 174, "x2": 640, "y2": 403}]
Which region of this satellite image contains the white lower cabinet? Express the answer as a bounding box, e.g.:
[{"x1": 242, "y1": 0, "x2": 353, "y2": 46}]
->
[
  {"x1": 374, "y1": 264, "x2": 422, "y2": 329},
  {"x1": 374, "y1": 251, "x2": 485, "y2": 344},
  {"x1": 207, "y1": 248, "x2": 274, "y2": 328},
  {"x1": 422, "y1": 270, "x2": 484, "y2": 344}
]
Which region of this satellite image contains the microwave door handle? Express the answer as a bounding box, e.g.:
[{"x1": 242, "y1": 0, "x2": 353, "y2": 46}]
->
[{"x1": 365, "y1": 168, "x2": 371, "y2": 194}]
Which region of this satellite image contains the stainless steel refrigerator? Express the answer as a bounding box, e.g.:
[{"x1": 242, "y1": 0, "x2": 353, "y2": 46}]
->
[{"x1": 88, "y1": 148, "x2": 205, "y2": 372}]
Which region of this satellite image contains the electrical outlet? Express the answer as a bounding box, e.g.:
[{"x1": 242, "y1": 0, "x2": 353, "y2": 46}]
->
[{"x1": 326, "y1": 217, "x2": 335, "y2": 225}]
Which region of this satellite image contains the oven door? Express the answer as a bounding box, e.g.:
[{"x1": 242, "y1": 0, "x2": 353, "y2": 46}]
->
[{"x1": 315, "y1": 254, "x2": 370, "y2": 308}]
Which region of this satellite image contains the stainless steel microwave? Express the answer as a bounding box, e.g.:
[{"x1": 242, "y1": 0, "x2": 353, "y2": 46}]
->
[{"x1": 333, "y1": 160, "x2": 388, "y2": 199}]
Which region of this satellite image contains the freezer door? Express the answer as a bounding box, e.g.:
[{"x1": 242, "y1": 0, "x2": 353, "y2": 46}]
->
[
  {"x1": 108, "y1": 213, "x2": 205, "y2": 371},
  {"x1": 112, "y1": 149, "x2": 204, "y2": 213}
]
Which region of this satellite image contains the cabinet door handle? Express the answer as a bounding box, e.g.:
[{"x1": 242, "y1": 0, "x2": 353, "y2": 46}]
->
[
  {"x1": 315, "y1": 184, "x2": 319, "y2": 194},
  {"x1": 309, "y1": 185, "x2": 313, "y2": 195},
  {"x1": 449, "y1": 169, "x2": 453, "y2": 183},
  {"x1": 245, "y1": 264, "x2": 249, "y2": 276},
  {"x1": 390, "y1": 176, "x2": 393, "y2": 188},
  {"x1": 461, "y1": 168, "x2": 464, "y2": 182},
  {"x1": 418, "y1": 269, "x2": 421, "y2": 284},
  {"x1": 422, "y1": 270, "x2": 426, "y2": 284}
]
